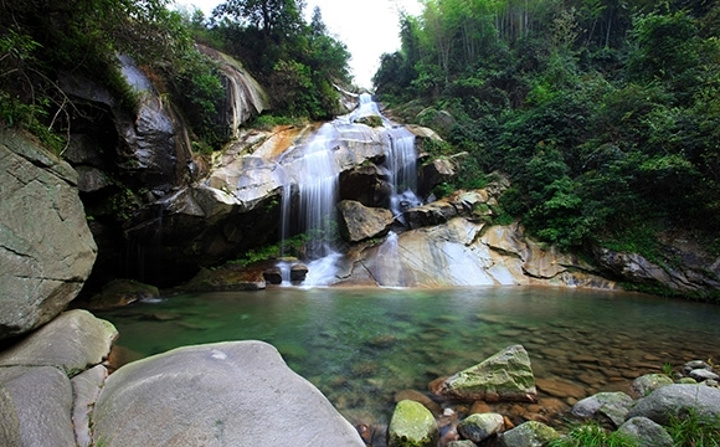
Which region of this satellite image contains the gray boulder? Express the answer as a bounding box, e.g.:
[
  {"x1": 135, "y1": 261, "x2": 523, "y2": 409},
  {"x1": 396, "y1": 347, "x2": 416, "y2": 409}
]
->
[
  {"x1": 457, "y1": 412, "x2": 505, "y2": 443},
  {"x1": 91, "y1": 341, "x2": 365, "y2": 447},
  {"x1": 617, "y1": 416, "x2": 673, "y2": 447},
  {"x1": 0, "y1": 130, "x2": 97, "y2": 340},
  {"x1": 0, "y1": 366, "x2": 75, "y2": 447},
  {"x1": 632, "y1": 373, "x2": 674, "y2": 397},
  {"x1": 571, "y1": 391, "x2": 634, "y2": 428},
  {"x1": 0, "y1": 309, "x2": 117, "y2": 377},
  {"x1": 388, "y1": 399, "x2": 439, "y2": 447},
  {"x1": 500, "y1": 421, "x2": 559, "y2": 447},
  {"x1": 434, "y1": 345, "x2": 537, "y2": 402},
  {"x1": 626, "y1": 384, "x2": 720, "y2": 425},
  {"x1": 337, "y1": 200, "x2": 393, "y2": 242}
]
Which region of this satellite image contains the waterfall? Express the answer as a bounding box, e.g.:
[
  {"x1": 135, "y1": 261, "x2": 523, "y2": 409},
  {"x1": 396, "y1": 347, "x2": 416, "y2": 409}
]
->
[
  {"x1": 276, "y1": 94, "x2": 423, "y2": 286},
  {"x1": 278, "y1": 124, "x2": 342, "y2": 285},
  {"x1": 385, "y1": 127, "x2": 422, "y2": 217}
]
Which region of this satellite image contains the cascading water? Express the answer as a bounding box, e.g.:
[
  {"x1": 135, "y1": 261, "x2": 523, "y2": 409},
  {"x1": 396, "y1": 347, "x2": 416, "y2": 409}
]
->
[
  {"x1": 384, "y1": 127, "x2": 422, "y2": 217},
  {"x1": 278, "y1": 124, "x2": 343, "y2": 286},
  {"x1": 277, "y1": 93, "x2": 423, "y2": 286}
]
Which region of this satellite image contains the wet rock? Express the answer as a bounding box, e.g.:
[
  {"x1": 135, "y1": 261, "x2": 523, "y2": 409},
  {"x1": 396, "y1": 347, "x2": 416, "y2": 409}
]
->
[
  {"x1": 337, "y1": 200, "x2": 393, "y2": 242},
  {"x1": 626, "y1": 384, "x2": 720, "y2": 425},
  {"x1": 535, "y1": 378, "x2": 586, "y2": 400},
  {"x1": 388, "y1": 399, "x2": 439, "y2": 447},
  {"x1": 403, "y1": 200, "x2": 459, "y2": 230},
  {"x1": 632, "y1": 374, "x2": 674, "y2": 397},
  {"x1": 0, "y1": 130, "x2": 97, "y2": 340},
  {"x1": 0, "y1": 310, "x2": 117, "y2": 377},
  {"x1": 434, "y1": 345, "x2": 537, "y2": 403},
  {"x1": 499, "y1": 421, "x2": 559, "y2": 447},
  {"x1": 82, "y1": 279, "x2": 159, "y2": 310},
  {"x1": 571, "y1": 391, "x2": 634, "y2": 428},
  {"x1": 339, "y1": 164, "x2": 392, "y2": 208},
  {"x1": 290, "y1": 263, "x2": 309, "y2": 282},
  {"x1": 92, "y1": 341, "x2": 365, "y2": 446},
  {"x1": 617, "y1": 416, "x2": 673, "y2": 447},
  {"x1": 447, "y1": 441, "x2": 476, "y2": 447},
  {"x1": 457, "y1": 412, "x2": 505, "y2": 443},
  {"x1": 263, "y1": 267, "x2": 283, "y2": 284}
]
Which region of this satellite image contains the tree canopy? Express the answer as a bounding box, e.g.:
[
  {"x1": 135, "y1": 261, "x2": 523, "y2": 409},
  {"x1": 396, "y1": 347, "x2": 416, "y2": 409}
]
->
[{"x1": 374, "y1": 0, "x2": 720, "y2": 259}]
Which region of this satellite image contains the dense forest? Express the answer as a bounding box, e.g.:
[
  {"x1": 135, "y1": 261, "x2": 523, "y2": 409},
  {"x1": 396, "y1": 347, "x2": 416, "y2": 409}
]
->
[
  {"x1": 374, "y1": 0, "x2": 720, "y2": 260},
  {"x1": 0, "y1": 0, "x2": 351, "y2": 151},
  {"x1": 2, "y1": 0, "x2": 720, "y2": 292}
]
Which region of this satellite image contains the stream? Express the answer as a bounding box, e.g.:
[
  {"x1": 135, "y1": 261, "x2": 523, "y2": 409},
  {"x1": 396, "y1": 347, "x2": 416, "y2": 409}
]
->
[{"x1": 96, "y1": 286, "x2": 720, "y2": 426}]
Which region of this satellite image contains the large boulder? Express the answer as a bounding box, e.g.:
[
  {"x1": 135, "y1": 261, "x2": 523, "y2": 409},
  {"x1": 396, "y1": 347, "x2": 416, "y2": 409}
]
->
[
  {"x1": 0, "y1": 130, "x2": 97, "y2": 340},
  {"x1": 433, "y1": 345, "x2": 537, "y2": 402},
  {"x1": 91, "y1": 341, "x2": 365, "y2": 447},
  {"x1": 0, "y1": 309, "x2": 117, "y2": 377},
  {"x1": 388, "y1": 399, "x2": 439, "y2": 447},
  {"x1": 337, "y1": 200, "x2": 393, "y2": 242},
  {"x1": 626, "y1": 384, "x2": 720, "y2": 425}
]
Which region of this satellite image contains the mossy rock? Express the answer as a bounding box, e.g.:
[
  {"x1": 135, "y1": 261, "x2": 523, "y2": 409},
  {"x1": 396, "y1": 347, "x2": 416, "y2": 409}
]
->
[
  {"x1": 84, "y1": 279, "x2": 159, "y2": 310},
  {"x1": 388, "y1": 400, "x2": 438, "y2": 447}
]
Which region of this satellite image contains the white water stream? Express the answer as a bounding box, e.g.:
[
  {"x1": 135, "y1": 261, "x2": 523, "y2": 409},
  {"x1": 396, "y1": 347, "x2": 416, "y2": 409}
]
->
[{"x1": 277, "y1": 93, "x2": 421, "y2": 286}]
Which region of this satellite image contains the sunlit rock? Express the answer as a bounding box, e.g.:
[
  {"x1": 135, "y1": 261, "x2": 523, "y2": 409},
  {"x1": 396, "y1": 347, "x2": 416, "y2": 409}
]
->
[
  {"x1": 433, "y1": 345, "x2": 537, "y2": 402},
  {"x1": 337, "y1": 200, "x2": 393, "y2": 242},
  {"x1": 388, "y1": 399, "x2": 438, "y2": 447},
  {"x1": 91, "y1": 341, "x2": 365, "y2": 446}
]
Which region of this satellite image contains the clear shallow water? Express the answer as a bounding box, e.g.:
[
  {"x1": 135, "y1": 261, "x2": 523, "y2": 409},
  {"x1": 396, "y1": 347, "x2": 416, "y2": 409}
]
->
[{"x1": 96, "y1": 287, "x2": 720, "y2": 425}]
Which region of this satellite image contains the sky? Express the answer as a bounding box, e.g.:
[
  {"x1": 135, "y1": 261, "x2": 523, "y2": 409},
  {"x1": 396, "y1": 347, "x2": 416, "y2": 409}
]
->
[{"x1": 174, "y1": 0, "x2": 423, "y2": 88}]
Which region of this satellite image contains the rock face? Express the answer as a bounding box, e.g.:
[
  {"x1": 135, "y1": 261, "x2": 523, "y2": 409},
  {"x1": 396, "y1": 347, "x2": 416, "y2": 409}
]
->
[
  {"x1": 91, "y1": 341, "x2": 365, "y2": 447},
  {"x1": 626, "y1": 384, "x2": 720, "y2": 425},
  {"x1": 388, "y1": 399, "x2": 439, "y2": 447},
  {"x1": 337, "y1": 200, "x2": 394, "y2": 242},
  {"x1": 433, "y1": 345, "x2": 537, "y2": 402},
  {"x1": 0, "y1": 130, "x2": 97, "y2": 340},
  {"x1": 340, "y1": 216, "x2": 615, "y2": 289}
]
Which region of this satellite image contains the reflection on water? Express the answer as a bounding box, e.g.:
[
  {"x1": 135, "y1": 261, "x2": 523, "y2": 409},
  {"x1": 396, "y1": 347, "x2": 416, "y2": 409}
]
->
[{"x1": 96, "y1": 287, "x2": 720, "y2": 425}]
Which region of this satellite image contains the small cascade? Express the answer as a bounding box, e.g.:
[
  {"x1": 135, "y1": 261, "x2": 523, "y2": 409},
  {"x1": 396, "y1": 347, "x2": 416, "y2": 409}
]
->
[
  {"x1": 374, "y1": 232, "x2": 404, "y2": 286},
  {"x1": 385, "y1": 127, "x2": 422, "y2": 217}
]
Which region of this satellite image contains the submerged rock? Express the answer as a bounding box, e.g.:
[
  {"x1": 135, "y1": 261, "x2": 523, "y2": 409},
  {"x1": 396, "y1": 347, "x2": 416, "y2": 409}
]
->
[
  {"x1": 91, "y1": 341, "x2": 365, "y2": 447},
  {"x1": 433, "y1": 345, "x2": 537, "y2": 402},
  {"x1": 388, "y1": 399, "x2": 439, "y2": 447}
]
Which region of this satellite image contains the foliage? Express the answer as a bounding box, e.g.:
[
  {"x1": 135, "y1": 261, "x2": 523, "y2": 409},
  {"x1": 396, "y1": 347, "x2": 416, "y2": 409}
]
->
[
  {"x1": 666, "y1": 410, "x2": 720, "y2": 447},
  {"x1": 232, "y1": 233, "x2": 308, "y2": 266},
  {"x1": 375, "y1": 0, "x2": 720, "y2": 260},
  {"x1": 548, "y1": 423, "x2": 638, "y2": 447}
]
